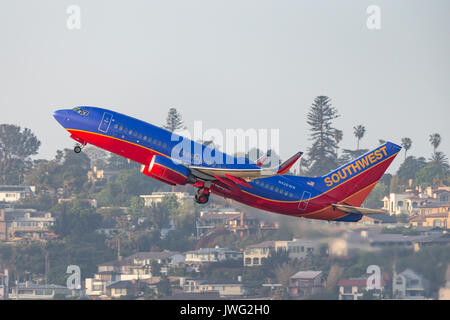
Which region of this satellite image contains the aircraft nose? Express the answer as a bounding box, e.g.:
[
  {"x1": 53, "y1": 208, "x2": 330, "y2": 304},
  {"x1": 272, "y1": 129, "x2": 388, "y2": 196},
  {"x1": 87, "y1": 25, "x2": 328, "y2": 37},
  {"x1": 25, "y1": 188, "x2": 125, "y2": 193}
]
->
[{"x1": 53, "y1": 109, "x2": 69, "y2": 126}]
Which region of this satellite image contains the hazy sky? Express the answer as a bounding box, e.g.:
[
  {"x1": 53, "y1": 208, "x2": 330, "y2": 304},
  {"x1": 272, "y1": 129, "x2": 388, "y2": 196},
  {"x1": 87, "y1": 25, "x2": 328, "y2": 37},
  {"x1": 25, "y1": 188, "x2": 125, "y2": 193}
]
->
[{"x1": 1, "y1": 0, "x2": 449, "y2": 173}]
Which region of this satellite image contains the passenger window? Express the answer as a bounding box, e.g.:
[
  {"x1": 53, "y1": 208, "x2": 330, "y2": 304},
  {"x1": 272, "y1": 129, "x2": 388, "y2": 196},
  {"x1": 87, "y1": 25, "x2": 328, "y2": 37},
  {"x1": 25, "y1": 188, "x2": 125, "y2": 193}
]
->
[
  {"x1": 143, "y1": 136, "x2": 147, "y2": 141},
  {"x1": 270, "y1": 186, "x2": 274, "y2": 190},
  {"x1": 134, "y1": 131, "x2": 138, "y2": 137},
  {"x1": 129, "y1": 130, "x2": 133, "y2": 135},
  {"x1": 275, "y1": 187, "x2": 279, "y2": 192},
  {"x1": 163, "y1": 143, "x2": 167, "y2": 148},
  {"x1": 158, "y1": 141, "x2": 162, "y2": 146},
  {"x1": 148, "y1": 137, "x2": 152, "y2": 143},
  {"x1": 119, "y1": 125, "x2": 123, "y2": 131},
  {"x1": 138, "y1": 134, "x2": 142, "y2": 139},
  {"x1": 114, "y1": 124, "x2": 118, "y2": 129},
  {"x1": 124, "y1": 128, "x2": 128, "y2": 133}
]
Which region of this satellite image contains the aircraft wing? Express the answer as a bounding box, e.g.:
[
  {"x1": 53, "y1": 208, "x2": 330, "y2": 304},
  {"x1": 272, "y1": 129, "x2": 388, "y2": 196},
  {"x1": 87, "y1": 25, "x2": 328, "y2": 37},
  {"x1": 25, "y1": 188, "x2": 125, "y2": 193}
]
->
[
  {"x1": 188, "y1": 151, "x2": 303, "y2": 184},
  {"x1": 331, "y1": 204, "x2": 385, "y2": 215}
]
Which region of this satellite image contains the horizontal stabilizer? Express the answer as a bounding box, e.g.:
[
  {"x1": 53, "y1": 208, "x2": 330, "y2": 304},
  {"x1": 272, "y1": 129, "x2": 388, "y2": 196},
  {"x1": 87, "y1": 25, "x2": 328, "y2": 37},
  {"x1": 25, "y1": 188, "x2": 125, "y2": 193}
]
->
[
  {"x1": 277, "y1": 152, "x2": 303, "y2": 175},
  {"x1": 256, "y1": 153, "x2": 270, "y2": 167},
  {"x1": 332, "y1": 204, "x2": 385, "y2": 215}
]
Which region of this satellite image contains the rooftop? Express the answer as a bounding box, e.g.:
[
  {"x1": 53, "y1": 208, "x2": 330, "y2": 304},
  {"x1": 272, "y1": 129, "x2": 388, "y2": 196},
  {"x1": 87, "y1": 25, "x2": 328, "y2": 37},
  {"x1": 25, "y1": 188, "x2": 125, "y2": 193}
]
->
[
  {"x1": 0, "y1": 186, "x2": 33, "y2": 192},
  {"x1": 127, "y1": 251, "x2": 180, "y2": 261},
  {"x1": 290, "y1": 270, "x2": 322, "y2": 279}
]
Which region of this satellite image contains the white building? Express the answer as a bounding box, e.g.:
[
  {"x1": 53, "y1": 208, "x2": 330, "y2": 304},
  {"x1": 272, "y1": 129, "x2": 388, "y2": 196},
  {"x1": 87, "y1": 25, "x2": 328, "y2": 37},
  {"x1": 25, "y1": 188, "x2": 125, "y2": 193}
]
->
[
  {"x1": 140, "y1": 192, "x2": 191, "y2": 207},
  {"x1": 243, "y1": 238, "x2": 321, "y2": 266},
  {"x1": 0, "y1": 186, "x2": 35, "y2": 203},
  {"x1": 9, "y1": 282, "x2": 80, "y2": 299},
  {"x1": 393, "y1": 269, "x2": 429, "y2": 299},
  {"x1": 382, "y1": 193, "x2": 426, "y2": 216},
  {"x1": 185, "y1": 247, "x2": 242, "y2": 263}
]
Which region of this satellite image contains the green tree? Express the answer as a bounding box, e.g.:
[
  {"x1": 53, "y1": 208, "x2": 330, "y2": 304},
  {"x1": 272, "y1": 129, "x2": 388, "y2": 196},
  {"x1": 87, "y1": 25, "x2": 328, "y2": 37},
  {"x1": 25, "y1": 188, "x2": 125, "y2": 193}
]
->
[
  {"x1": 96, "y1": 169, "x2": 162, "y2": 207},
  {"x1": 396, "y1": 156, "x2": 427, "y2": 186},
  {"x1": 163, "y1": 108, "x2": 185, "y2": 132},
  {"x1": 363, "y1": 182, "x2": 388, "y2": 209},
  {"x1": 415, "y1": 154, "x2": 449, "y2": 187},
  {"x1": 0, "y1": 124, "x2": 41, "y2": 184},
  {"x1": 84, "y1": 146, "x2": 109, "y2": 169},
  {"x1": 401, "y1": 137, "x2": 412, "y2": 160},
  {"x1": 389, "y1": 175, "x2": 400, "y2": 193},
  {"x1": 353, "y1": 125, "x2": 366, "y2": 150},
  {"x1": 60, "y1": 149, "x2": 91, "y2": 196},
  {"x1": 340, "y1": 148, "x2": 369, "y2": 164},
  {"x1": 306, "y1": 96, "x2": 340, "y2": 176},
  {"x1": 107, "y1": 153, "x2": 139, "y2": 170}
]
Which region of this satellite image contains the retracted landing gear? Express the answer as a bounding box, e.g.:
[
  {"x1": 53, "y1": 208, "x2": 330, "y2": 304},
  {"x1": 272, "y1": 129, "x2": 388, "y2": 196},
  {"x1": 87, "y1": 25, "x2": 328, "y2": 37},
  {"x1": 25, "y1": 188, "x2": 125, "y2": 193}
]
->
[{"x1": 195, "y1": 187, "x2": 210, "y2": 204}]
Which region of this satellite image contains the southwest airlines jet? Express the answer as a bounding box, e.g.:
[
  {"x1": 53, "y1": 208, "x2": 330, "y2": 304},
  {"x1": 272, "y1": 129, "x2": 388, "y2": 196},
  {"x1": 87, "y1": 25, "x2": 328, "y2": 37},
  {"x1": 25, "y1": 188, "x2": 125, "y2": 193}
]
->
[{"x1": 53, "y1": 106, "x2": 401, "y2": 222}]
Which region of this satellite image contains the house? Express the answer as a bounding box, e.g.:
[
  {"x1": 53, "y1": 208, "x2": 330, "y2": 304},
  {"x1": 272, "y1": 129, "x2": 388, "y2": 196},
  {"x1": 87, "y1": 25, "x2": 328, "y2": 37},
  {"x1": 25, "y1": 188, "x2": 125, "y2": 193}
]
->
[
  {"x1": 86, "y1": 251, "x2": 184, "y2": 297},
  {"x1": 410, "y1": 202, "x2": 450, "y2": 229},
  {"x1": 393, "y1": 269, "x2": 429, "y2": 299},
  {"x1": 184, "y1": 247, "x2": 242, "y2": 272},
  {"x1": 0, "y1": 270, "x2": 8, "y2": 300},
  {"x1": 185, "y1": 247, "x2": 242, "y2": 263},
  {"x1": 9, "y1": 281, "x2": 80, "y2": 299},
  {"x1": 411, "y1": 211, "x2": 450, "y2": 229},
  {"x1": 0, "y1": 186, "x2": 35, "y2": 203},
  {"x1": 140, "y1": 192, "x2": 190, "y2": 207},
  {"x1": 243, "y1": 239, "x2": 320, "y2": 266},
  {"x1": 288, "y1": 271, "x2": 324, "y2": 298},
  {"x1": 412, "y1": 233, "x2": 450, "y2": 252},
  {"x1": 85, "y1": 271, "x2": 122, "y2": 297},
  {"x1": 126, "y1": 251, "x2": 185, "y2": 275},
  {"x1": 382, "y1": 193, "x2": 427, "y2": 216},
  {"x1": 87, "y1": 166, "x2": 119, "y2": 183},
  {"x1": 196, "y1": 208, "x2": 260, "y2": 239},
  {"x1": 0, "y1": 208, "x2": 56, "y2": 242},
  {"x1": 181, "y1": 278, "x2": 247, "y2": 297},
  {"x1": 338, "y1": 273, "x2": 390, "y2": 300},
  {"x1": 358, "y1": 213, "x2": 398, "y2": 225},
  {"x1": 105, "y1": 280, "x2": 139, "y2": 299}
]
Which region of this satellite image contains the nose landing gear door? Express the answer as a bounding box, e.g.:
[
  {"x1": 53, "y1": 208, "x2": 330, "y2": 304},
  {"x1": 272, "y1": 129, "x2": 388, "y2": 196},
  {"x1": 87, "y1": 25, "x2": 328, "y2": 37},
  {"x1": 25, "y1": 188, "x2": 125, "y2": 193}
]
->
[
  {"x1": 298, "y1": 191, "x2": 311, "y2": 211},
  {"x1": 98, "y1": 112, "x2": 113, "y2": 133}
]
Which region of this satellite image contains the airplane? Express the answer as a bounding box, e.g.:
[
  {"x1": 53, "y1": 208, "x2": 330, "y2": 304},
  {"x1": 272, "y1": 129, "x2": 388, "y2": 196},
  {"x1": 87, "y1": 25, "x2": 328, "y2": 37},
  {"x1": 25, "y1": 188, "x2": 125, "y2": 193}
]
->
[{"x1": 53, "y1": 106, "x2": 401, "y2": 222}]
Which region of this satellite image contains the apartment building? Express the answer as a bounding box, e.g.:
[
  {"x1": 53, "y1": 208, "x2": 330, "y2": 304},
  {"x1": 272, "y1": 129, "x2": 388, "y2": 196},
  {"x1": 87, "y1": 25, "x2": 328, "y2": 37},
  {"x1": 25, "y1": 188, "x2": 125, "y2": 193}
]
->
[
  {"x1": 244, "y1": 239, "x2": 320, "y2": 266},
  {"x1": 0, "y1": 208, "x2": 55, "y2": 242}
]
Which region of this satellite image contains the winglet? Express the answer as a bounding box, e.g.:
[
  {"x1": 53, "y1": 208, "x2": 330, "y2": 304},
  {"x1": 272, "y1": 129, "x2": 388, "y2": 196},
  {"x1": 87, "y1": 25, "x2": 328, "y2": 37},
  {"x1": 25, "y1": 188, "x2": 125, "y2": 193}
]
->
[{"x1": 277, "y1": 152, "x2": 303, "y2": 175}]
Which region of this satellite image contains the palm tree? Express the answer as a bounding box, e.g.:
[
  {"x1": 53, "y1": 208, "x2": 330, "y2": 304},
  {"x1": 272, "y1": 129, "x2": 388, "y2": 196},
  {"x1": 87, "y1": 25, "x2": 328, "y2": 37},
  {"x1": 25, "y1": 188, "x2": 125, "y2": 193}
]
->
[
  {"x1": 429, "y1": 133, "x2": 441, "y2": 153},
  {"x1": 353, "y1": 125, "x2": 366, "y2": 150},
  {"x1": 430, "y1": 151, "x2": 449, "y2": 171},
  {"x1": 401, "y1": 137, "x2": 412, "y2": 159},
  {"x1": 333, "y1": 129, "x2": 343, "y2": 157}
]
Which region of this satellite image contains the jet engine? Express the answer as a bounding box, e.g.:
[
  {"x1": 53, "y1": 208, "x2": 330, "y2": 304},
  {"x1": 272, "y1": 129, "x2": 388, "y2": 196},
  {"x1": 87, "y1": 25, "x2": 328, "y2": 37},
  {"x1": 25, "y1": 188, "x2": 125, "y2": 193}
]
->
[{"x1": 141, "y1": 155, "x2": 194, "y2": 186}]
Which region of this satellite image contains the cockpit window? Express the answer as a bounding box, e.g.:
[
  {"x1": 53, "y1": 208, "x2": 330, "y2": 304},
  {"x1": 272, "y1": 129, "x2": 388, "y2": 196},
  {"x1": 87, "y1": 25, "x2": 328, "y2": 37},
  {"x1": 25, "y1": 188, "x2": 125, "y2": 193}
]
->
[{"x1": 72, "y1": 107, "x2": 89, "y2": 116}]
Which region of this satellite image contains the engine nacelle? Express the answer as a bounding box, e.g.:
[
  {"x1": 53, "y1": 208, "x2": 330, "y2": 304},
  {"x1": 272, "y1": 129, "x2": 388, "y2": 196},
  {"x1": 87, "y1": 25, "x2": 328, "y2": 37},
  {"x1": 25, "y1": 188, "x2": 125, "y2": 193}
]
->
[{"x1": 141, "y1": 155, "x2": 192, "y2": 186}]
